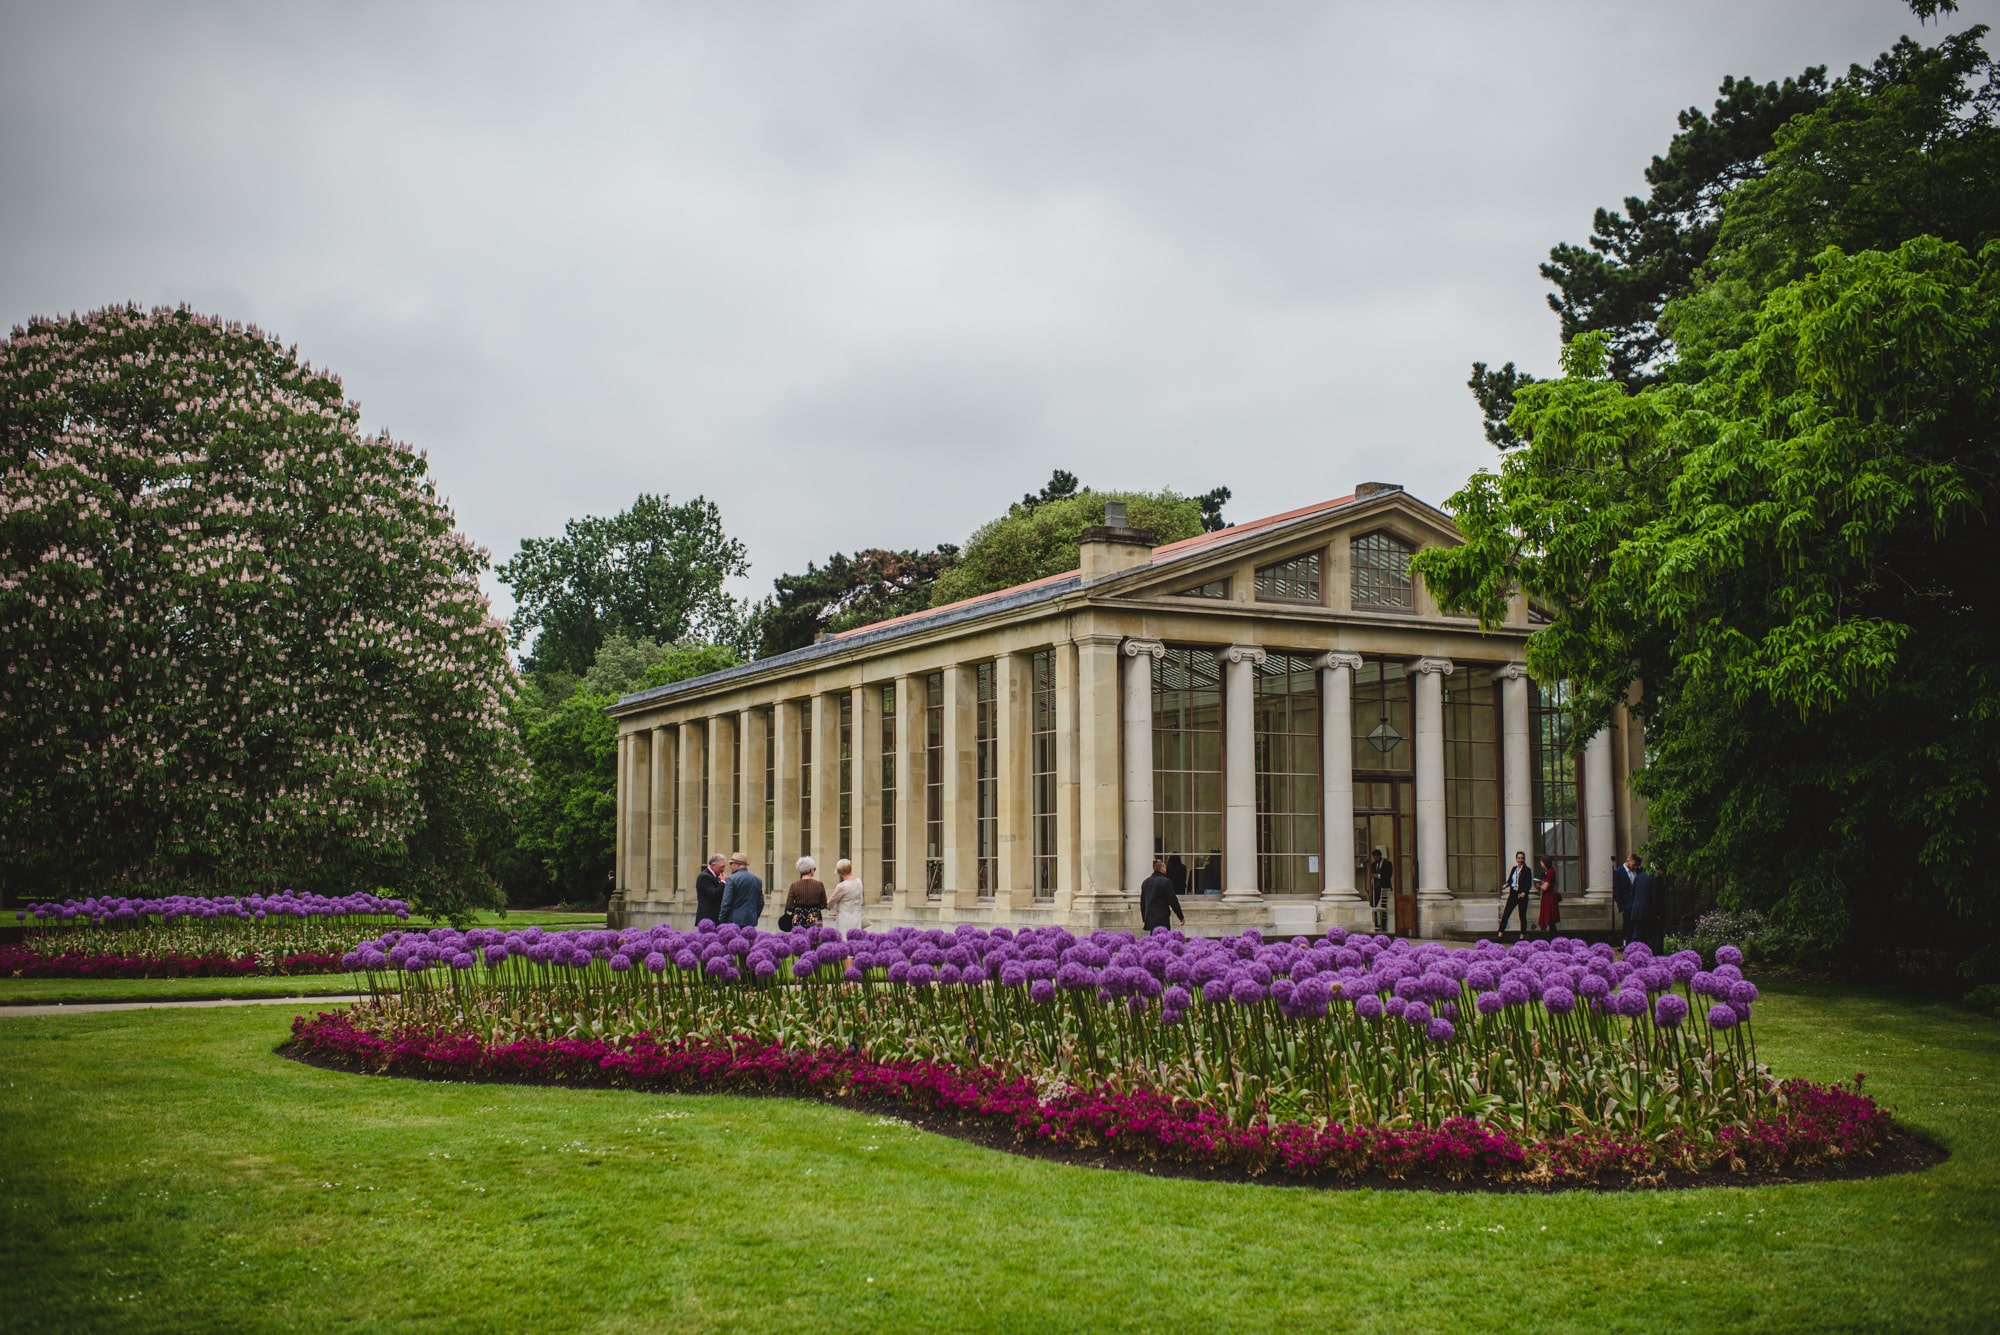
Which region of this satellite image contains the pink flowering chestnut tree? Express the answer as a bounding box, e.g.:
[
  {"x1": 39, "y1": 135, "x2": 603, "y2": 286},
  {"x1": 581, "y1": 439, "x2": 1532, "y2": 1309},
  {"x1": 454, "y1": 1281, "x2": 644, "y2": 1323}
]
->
[{"x1": 0, "y1": 304, "x2": 524, "y2": 918}]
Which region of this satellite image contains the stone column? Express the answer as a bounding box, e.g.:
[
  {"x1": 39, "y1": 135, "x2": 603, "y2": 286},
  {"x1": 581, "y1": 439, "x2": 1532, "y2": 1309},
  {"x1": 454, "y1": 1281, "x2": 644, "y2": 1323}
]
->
[
  {"x1": 1221, "y1": 644, "x2": 1265, "y2": 904},
  {"x1": 773, "y1": 701, "x2": 802, "y2": 879},
  {"x1": 940, "y1": 664, "x2": 977, "y2": 900},
  {"x1": 739, "y1": 709, "x2": 766, "y2": 876},
  {"x1": 1316, "y1": 652, "x2": 1364, "y2": 905},
  {"x1": 1412, "y1": 658, "x2": 1454, "y2": 920},
  {"x1": 811, "y1": 692, "x2": 842, "y2": 877},
  {"x1": 1584, "y1": 725, "x2": 1616, "y2": 901},
  {"x1": 707, "y1": 712, "x2": 736, "y2": 872},
  {"x1": 893, "y1": 674, "x2": 924, "y2": 908},
  {"x1": 995, "y1": 653, "x2": 1032, "y2": 904},
  {"x1": 614, "y1": 733, "x2": 630, "y2": 893},
  {"x1": 1121, "y1": 639, "x2": 1165, "y2": 896},
  {"x1": 1074, "y1": 634, "x2": 1125, "y2": 908},
  {"x1": 649, "y1": 725, "x2": 674, "y2": 894},
  {"x1": 676, "y1": 720, "x2": 706, "y2": 896}
]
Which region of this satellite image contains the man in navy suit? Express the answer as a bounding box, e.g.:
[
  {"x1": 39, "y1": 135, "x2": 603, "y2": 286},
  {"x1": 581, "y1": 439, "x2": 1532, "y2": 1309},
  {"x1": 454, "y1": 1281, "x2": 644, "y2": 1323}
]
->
[
  {"x1": 1627, "y1": 857, "x2": 1665, "y2": 953},
  {"x1": 1612, "y1": 854, "x2": 1639, "y2": 942}
]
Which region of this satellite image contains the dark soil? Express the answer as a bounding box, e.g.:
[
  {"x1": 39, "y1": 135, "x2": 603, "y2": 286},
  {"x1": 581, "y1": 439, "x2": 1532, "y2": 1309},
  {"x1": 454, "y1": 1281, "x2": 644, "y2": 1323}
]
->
[{"x1": 278, "y1": 1040, "x2": 1948, "y2": 1195}]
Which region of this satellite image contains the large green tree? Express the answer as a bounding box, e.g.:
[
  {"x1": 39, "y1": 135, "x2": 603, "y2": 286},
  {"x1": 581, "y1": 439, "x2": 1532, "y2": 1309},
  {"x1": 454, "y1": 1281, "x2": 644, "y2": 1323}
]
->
[
  {"x1": 497, "y1": 493, "x2": 753, "y2": 679},
  {"x1": 512, "y1": 638, "x2": 736, "y2": 903},
  {"x1": 927, "y1": 482, "x2": 1228, "y2": 607},
  {"x1": 752, "y1": 546, "x2": 958, "y2": 659},
  {"x1": 1416, "y1": 12, "x2": 2000, "y2": 976},
  {"x1": 0, "y1": 306, "x2": 523, "y2": 917}
]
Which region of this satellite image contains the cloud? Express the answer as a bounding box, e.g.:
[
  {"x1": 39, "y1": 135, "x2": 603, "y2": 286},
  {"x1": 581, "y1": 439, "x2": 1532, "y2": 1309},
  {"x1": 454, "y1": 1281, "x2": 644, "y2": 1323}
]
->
[{"x1": 3, "y1": 0, "x2": 1984, "y2": 620}]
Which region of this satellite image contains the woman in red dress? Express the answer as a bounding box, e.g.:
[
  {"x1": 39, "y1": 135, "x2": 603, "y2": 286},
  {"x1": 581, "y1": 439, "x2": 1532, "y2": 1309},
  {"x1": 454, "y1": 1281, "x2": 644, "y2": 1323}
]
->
[{"x1": 1535, "y1": 856, "x2": 1562, "y2": 937}]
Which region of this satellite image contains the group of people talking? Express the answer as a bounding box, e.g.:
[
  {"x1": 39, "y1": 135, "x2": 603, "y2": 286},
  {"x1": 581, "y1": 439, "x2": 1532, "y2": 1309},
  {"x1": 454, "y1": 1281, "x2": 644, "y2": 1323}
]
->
[{"x1": 691, "y1": 852, "x2": 866, "y2": 931}]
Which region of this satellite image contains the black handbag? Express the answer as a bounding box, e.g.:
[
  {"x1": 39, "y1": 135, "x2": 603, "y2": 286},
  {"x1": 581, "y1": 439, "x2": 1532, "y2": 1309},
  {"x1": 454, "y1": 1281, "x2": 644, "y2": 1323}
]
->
[{"x1": 777, "y1": 910, "x2": 796, "y2": 932}]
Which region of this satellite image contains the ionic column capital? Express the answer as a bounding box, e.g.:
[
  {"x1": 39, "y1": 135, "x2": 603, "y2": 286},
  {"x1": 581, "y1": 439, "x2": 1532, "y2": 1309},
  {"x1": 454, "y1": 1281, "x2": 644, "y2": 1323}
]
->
[
  {"x1": 1496, "y1": 661, "x2": 1529, "y2": 681},
  {"x1": 1223, "y1": 644, "x2": 1267, "y2": 666},
  {"x1": 1314, "y1": 651, "x2": 1364, "y2": 673},
  {"x1": 1121, "y1": 637, "x2": 1167, "y2": 659},
  {"x1": 1411, "y1": 656, "x2": 1455, "y2": 677}
]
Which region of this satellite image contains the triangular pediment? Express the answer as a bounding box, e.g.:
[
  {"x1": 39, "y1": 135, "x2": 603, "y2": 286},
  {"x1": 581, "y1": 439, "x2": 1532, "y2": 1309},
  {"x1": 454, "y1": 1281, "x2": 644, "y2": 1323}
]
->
[{"x1": 1093, "y1": 488, "x2": 1461, "y2": 605}]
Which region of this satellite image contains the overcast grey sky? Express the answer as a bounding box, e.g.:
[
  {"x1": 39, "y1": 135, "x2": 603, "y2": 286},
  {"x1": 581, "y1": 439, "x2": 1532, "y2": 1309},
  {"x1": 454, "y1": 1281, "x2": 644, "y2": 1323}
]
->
[{"x1": 3, "y1": 1, "x2": 1991, "y2": 622}]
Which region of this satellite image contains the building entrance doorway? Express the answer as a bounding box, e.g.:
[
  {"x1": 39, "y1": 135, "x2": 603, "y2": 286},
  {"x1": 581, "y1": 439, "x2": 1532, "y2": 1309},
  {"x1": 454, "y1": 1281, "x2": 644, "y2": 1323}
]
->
[{"x1": 1353, "y1": 777, "x2": 1416, "y2": 935}]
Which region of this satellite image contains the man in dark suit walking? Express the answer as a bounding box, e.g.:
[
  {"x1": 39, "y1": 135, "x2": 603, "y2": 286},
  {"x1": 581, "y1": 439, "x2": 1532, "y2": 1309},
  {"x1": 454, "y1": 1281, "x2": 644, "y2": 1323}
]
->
[
  {"x1": 1627, "y1": 857, "x2": 1665, "y2": 953},
  {"x1": 1612, "y1": 854, "x2": 1638, "y2": 943},
  {"x1": 693, "y1": 853, "x2": 727, "y2": 926},
  {"x1": 1140, "y1": 856, "x2": 1185, "y2": 933}
]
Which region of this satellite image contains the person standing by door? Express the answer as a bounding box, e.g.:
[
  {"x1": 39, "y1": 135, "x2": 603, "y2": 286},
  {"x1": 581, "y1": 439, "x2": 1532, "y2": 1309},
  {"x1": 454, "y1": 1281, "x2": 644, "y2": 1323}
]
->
[
  {"x1": 1140, "y1": 856, "x2": 1185, "y2": 933},
  {"x1": 1369, "y1": 848, "x2": 1394, "y2": 934},
  {"x1": 1612, "y1": 853, "x2": 1638, "y2": 942},
  {"x1": 1535, "y1": 856, "x2": 1562, "y2": 937},
  {"x1": 1499, "y1": 851, "x2": 1534, "y2": 936}
]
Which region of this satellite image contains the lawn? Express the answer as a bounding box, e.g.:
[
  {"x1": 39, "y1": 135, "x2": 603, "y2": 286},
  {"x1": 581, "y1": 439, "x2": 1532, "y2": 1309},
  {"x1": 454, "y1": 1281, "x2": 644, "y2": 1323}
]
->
[
  {"x1": 0, "y1": 974, "x2": 367, "y2": 1006},
  {"x1": 0, "y1": 983, "x2": 1993, "y2": 1333}
]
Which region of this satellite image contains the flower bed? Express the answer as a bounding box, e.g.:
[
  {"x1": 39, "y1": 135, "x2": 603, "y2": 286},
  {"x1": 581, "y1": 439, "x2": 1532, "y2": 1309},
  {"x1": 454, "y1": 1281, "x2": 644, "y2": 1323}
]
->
[
  {"x1": 310, "y1": 921, "x2": 1900, "y2": 1181},
  {"x1": 9, "y1": 892, "x2": 406, "y2": 977},
  {"x1": 288, "y1": 1010, "x2": 1890, "y2": 1184},
  {"x1": 0, "y1": 943, "x2": 342, "y2": 980}
]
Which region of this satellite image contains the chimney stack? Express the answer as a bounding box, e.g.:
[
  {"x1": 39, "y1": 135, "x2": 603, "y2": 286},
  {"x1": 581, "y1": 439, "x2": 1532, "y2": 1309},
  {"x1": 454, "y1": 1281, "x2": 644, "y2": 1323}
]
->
[
  {"x1": 1078, "y1": 500, "x2": 1154, "y2": 583},
  {"x1": 1355, "y1": 481, "x2": 1404, "y2": 499}
]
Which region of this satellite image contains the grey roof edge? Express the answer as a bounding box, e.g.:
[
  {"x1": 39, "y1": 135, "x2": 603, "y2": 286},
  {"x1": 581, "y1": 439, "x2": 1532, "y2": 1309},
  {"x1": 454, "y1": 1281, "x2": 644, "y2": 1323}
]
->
[
  {"x1": 608, "y1": 487, "x2": 1457, "y2": 717},
  {"x1": 610, "y1": 573, "x2": 1084, "y2": 714}
]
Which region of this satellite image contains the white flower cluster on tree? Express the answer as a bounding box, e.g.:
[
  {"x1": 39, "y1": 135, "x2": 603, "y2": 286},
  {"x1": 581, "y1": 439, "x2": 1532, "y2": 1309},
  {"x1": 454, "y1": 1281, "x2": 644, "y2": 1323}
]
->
[{"x1": 0, "y1": 305, "x2": 525, "y2": 916}]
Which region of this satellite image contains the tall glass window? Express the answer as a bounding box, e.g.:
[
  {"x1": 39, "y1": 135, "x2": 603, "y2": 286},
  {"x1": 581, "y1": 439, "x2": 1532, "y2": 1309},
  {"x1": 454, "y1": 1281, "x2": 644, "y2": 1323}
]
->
[
  {"x1": 924, "y1": 672, "x2": 944, "y2": 896},
  {"x1": 799, "y1": 701, "x2": 812, "y2": 859},
  {"x1": 1254, "y1": 551, "x2": 1322, "y2": 603},
  {"x1": 762, "y1": 709, "x2": 775, "y2": 876},
  {"x1": 730, "y1": 720, "x2": 742, "y2": 856},
  {"x1": 1254, "y1": 652, "x2": 1322, "y2": 892},
  {"x1": 1351, "y1": 531, "x2": 1415, "y2": 609},
  {"x1": 1530, "y1": 679, "x2": 1580, "y2": 899},
  {"x1": 880, "y1": 683, "x2": 897, "y2": 897},
  {"x1": 975, "y1": 662, "x2": 998, "y2": 894},
  {"x1": 697, "y1": 721, "x2": 710, "y2": 864},
  {"x1": 1153, "y1": 648, "x2": 1224, "y2": 894},
  {"x1": 1351, "y1": 661, "x2": 1415, "y2": 896},
  {"x1": 1444, "y1": 667, "x2": 1501, "y2": 893},
  {"x1": 1031, "y1": 649, "x2": 1057, "y2": 898},
  {"x1": 837, "y1": 692, "x2": 853, "y2": 862}
]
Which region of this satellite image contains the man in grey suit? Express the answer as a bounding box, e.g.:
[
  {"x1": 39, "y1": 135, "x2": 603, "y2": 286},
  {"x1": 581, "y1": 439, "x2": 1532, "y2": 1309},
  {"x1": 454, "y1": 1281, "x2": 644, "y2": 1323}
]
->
[{"x1": 718, "y1": 853, "x2": 765, "y2": 928}]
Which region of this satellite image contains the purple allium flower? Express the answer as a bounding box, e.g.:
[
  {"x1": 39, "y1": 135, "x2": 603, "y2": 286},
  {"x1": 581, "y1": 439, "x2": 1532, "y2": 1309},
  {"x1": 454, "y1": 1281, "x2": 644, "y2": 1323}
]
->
[
  {"x1": 644, "y1": 951, "x2": 667, "y2": 973},
  {"x1": 1579, "y1": 974, "x2": 1610, "y2": 999},
  {"x1": 1230, "y1": 977, "x2": 1266, "y2": 1007},
  {"x1": 1542, "y1": 985, "x2": 1576, "y2": 1016},
  {"x1": 1715, "y1": 944, "x2": 1744, "y2": 967},
  {"x1": 1654, "y1": 994, "x2": 1689, "y2": 1028},
  {"x1": 1384, "y1": 995, "x2": 1408, "y2": 1018},
  {"x1": 1403, "y1": 1001, "x2": 1431, "y2": 1027},
  {"x1": 1029, "y1": 978, "x2": 1056, "y2": 1005},
  {"x1": 1498, "y1": 978, "x2": 1530, "y2": 1007},
  {"x1": 1475, "y1": 991, "x2": 1503, "y2": 1016},
  {"x1": 1355, "y1": 994, "x2": 1384, "y2": 1020},
  {"x1": 1426, "y1": 1017, "x2": 1456, "y2": 1042},
  {"x1": 1707, "y1": 1003, "x2": 1738, "y2": 1030},
  {"x1": 1731, "y1": 980, "x2": 1759, "y2": 1005},
  {"x1": 608, "y1": 953, "x2": 632, "y2": 972}
]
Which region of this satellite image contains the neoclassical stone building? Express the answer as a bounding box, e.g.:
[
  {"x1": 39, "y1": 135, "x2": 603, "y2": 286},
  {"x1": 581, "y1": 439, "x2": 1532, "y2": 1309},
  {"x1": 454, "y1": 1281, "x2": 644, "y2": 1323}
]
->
[{"x1": 607, "y1": 485, "x2": 1646, "y2": 938}]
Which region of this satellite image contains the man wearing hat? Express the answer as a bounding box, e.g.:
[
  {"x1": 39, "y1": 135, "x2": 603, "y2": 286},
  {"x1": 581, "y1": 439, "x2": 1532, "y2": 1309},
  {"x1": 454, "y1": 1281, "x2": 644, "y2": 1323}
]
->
[{"x1": 718, "y1": 853, "x2": 765, "y2": 928}]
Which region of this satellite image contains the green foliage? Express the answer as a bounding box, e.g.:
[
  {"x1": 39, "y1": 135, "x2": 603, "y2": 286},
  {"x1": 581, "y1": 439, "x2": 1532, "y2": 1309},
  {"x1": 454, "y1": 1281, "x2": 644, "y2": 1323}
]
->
[
  {"x1": 751, "y1": 547, "x2": 958, "y2": 659},
  {"x1": 0, "y1": 306, "x2": 522, "y2": 920},
  {"x1": 496, "y1": 493, "x2": 753, "y2": 678},
  {"x1": 1962, "y1": 983, "x2": 2000, "y2": 1016},
  {"x1": 514, "y1": 638, "x2": 738, "y2": 902},
  {"x1": 1667, "y1": 908, "x2": 1834, "y2": 973},
  {"x1": 928, "y1": 487, "x2": 1215, "y2": 606},
  {"x1": 1425, "y1": 23, "x2": 2000, "y2": 971}
]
